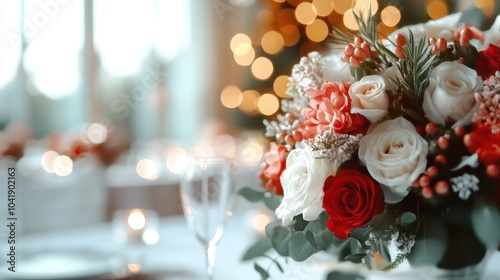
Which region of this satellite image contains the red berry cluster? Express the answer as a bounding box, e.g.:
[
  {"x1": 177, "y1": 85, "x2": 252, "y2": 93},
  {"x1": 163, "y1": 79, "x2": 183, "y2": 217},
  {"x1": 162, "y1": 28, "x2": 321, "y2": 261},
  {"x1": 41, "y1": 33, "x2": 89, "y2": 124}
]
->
[
  {"x1": 342, "y1": 36, "x2": 372, "y2": 67},
  {"x1": 394, "y1": 34, "x2": 406, "y2": 59},
  {"x1": 429, "y1": 37, "x2": 448, "y2": 55},
  {"x1": 412, "y1": 122, "x2": 456, "y2": 199}
]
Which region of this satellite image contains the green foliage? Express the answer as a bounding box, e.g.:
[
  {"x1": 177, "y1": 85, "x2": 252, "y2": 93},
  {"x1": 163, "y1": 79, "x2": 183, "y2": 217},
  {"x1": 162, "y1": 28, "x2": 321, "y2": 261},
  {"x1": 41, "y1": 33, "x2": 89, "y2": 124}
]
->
[
  {"x1": 289, "y1": 232, "x2": 315, "y2": 261},
  {"x1": 238, "y1": 186, "x2": 282, "y2": 211},
  {"x1": 254, "y1": 263, "x2": 270, "y2": 280},
  {"x1": 268, "y1": 225, "x2": 292, "y2": 256},
  {"x1": 327, "y1": 271, "x2": 366, "y2": 280},
  {"x1": 396, "y1": 32, "x2": 435, "y2": 110},
  {"x1": 242, "y1": 237, "x2": 272, "y2": 261},
  {"x1": 382, "y1": 253, "x2": 409, "y2": 271}
]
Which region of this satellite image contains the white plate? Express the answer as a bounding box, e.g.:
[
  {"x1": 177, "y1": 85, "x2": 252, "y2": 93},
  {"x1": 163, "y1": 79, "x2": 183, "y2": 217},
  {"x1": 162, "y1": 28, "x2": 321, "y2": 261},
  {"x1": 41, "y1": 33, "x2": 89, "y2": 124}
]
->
[{"x1": 0, "y1": 249, "x2": 119, "y2": 280}]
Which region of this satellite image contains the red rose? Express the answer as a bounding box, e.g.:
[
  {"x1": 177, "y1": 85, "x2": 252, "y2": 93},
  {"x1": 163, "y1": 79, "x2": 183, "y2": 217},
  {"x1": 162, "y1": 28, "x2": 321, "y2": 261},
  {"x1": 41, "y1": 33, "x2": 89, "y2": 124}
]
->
[
  {"x1": 464, "y1": 124, "x2": 500, "y2": 166},
  {"x1": 476, "y1": 44, "x2": 500, "y2": 80},
  {"x1": 322, "y1": 169, "x2": 385, "y2": 239},
  {"x1": 258, "y1": 142, "x2": 288, "y2": 195},
  {"x1": 298, "y1": 82, "x2": 369, "y2": 140}
]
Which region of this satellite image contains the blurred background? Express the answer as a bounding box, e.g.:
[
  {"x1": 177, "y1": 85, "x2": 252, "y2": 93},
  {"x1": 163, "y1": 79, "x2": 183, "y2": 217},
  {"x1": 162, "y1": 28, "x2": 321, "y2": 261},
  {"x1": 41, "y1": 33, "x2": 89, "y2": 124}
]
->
[
  {"x1": 0, "y1": 0, "x2": 499, "y2": 235},
  {"x1": 0, "y1": 1, "x2": 497, "y2": 279}
]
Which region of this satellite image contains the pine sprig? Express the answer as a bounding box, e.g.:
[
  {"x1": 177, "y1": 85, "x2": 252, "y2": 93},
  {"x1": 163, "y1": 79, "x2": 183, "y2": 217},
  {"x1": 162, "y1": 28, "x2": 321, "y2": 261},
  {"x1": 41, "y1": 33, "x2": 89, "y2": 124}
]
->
[
  {"x1": 396, "y1": 32, "x2": 436, "y2": 110},
  {"x1": 352, "y1": 11, "x2": 399, "y2": 66},
  {"x1": 382, "y1": 253, "x2": 409, "y2": 271}
]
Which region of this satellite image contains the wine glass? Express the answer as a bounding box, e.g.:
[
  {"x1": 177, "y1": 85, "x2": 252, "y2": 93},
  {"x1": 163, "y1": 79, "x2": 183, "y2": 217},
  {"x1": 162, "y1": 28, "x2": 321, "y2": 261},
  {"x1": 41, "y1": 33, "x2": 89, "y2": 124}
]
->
[{"x1": 180, "y1": 156, "x2": 235, "y2": 280}]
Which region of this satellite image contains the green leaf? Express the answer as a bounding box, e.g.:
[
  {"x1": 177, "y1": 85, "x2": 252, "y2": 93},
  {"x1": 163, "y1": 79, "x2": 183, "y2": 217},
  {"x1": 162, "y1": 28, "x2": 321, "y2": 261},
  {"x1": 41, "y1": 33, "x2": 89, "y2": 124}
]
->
[
  {"x1": 344, "y1": 253, "x2": 366, "y2": 263},
  {"x1": 349, "y1": 227, "x2": 371, "y2": 242},
  {"x1": 327, "y1": 271, "x2": 366, "y2": 280},
  {"x1": 400, "y1": 212, "x2": 417, "y2": 227},
  {"x1": 270, "y1": 226, "x2": 292, "y2": 256},
  {"x1": 265, "y1": 219, "x2": 282, "y2": 239},
  {"x1": 254, "y1": 263, "x2": 270, "y2": 280},
  {"x1": 289, "y1": 232, "x2": 315, "y2": 262},
  {"x1": 304, "y1": 212, "x2": 334, "y2": 250},
  {"x1": 472, "y1": 198, "x2": 500, "y2": 248},
  {"x1": 238, "y1": 187, "x2": 265, "y2": 202},
  {"x1": 304, "y1": 230, "x2": 317, "y2": 250},
  {"x1": 242, "y1": 237, "x2": 272, "y2": 261},
  {"x1": 263, "y1": 193, "x2": 282, "y2": 210},
  {"x1": 407, "y1": 216, "x2": 447, "y2": 267}
]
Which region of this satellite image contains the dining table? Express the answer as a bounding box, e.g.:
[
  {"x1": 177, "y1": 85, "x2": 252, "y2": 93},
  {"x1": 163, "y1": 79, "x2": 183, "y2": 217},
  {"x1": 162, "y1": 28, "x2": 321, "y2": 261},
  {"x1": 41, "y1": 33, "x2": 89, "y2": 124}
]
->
[{"x1": 0, "y1": 209, "x2": 499, "y2": 280}]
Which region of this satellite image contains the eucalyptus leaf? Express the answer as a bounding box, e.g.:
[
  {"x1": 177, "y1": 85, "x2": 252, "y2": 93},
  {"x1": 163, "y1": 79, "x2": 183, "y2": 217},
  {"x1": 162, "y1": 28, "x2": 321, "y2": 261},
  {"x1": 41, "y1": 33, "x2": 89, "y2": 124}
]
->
[
  {"x1": 242, "y1": 237, "x2": 272, "y2": 261},
  {"x1": 407, "y1": 216, "x2": 447, "y2": 267},
  {"x1": 265, "y1": 219, "x2": 282, "y2": 239},
  {"x1": 239, "y1": 187, "x2": 265, "y2": 202},
  {"x1": 304, "y1": 212, "x2": 333, "y2": 250},
  {"x1": 400, "y1": 212, "x2": 417, "y2": 227},
  {"x1": 471, "y1": 198, "x2": 500, "y2": 248},
  {"x1": 289, "y1": 232, "x2": 315, "y2": 262},
  {"x1": 327, "y1": 271, "x2": 366, "y2": 280},
  {"x1": 254, "y1": 263, "x2": 270, "y2": 280},
  {"x1": 263, "y1": 193, "x2": 282, "y2": 211},
  {"x1": 349, "y1": 227, "x2": 371, "y2": 242},
  {"x1": 270, "y1": 226, "x2": 292, "y2": 256}
]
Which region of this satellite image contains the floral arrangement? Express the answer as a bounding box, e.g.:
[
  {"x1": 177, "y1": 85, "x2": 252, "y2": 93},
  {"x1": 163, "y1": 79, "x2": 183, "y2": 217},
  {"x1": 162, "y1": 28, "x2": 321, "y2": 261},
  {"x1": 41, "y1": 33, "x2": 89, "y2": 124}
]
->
[{"x1": 240, "y1": 11, "x2": 500, "y2": 279}]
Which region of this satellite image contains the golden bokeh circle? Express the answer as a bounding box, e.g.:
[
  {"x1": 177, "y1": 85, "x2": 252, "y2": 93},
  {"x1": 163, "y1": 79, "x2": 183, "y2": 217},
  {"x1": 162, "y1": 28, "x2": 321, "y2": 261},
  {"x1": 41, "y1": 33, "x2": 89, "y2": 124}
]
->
[{"x1": 305, "y1": 19, "x2": 329, "y2": 42}]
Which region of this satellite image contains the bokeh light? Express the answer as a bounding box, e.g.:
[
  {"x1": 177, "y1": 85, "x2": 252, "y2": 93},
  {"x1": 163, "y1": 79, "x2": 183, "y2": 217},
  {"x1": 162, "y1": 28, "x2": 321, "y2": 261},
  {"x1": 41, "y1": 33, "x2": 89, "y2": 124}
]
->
[
  {"x1": 53, "y1": 155, "x2": 73, "y2": 177},
  {"x1": 380, "y1": 5, "x2": 401, "y2": 27},
  {"x1": 343, "y1": 9, "x2": 359, "y2": 31},
  {"x1": 257, "y1": 93, "x2": 280, "y2": 116},
  {"x1": 234, "y1": 47, "x2": 255, "y2": 66},
  {"x1": 41, "y1": 150, "x2": 59, "y2": 173},
  {"x1": 128, "y1": 209, "x2": 146, "y2": 230},
  {"x1": 166, "y1": 146, "x2": 188, "y2": 174},
  {"x1": 261, "y1": 31, "x2": 285, "y2": 54},
  {"x1": 251, "y1": 57, "x2": 274, "y2": 80},
  {"x1": 273, "y1": 75, "x2": 289, "y2": 98},
  {"x1": 230, "y1": 33, "x2": 252, "y2": 52},
  {"x1": 295, "y1": 2, "x2": 317, "y2": 25},
  {"x1": 280, "y1": 25, "x2": 301, "y2": 46},
  {"x1": 426, "y1": 0, "x2": 448, "y2": 20},
  {"x1": 142, "y1": 229, "x2": 159, "y2": 245},
  {"x1": 136, "y1": 159, "x2": 159, "y2": 180},
  {"x1": 241, "y1": 141, "x2": 264, "y2": 166},
  {"x1": 312, "y1": 0, "x2": 334, "y2": 17},
  {"x1": 306, "y1": 19, "x2": 329, "y2": 42},
  {"x1": 239, "y1": 90, "x2": 260, "y2": 113},
  {"x1": 333, "y1": 0, "x2": 354, "y2": 14},
  {"x1": 220, "y1": 84, "x2": 243, "y2": 109},
  {"x1": 86, "y1": 122, "x2": 108, "y2": 144}
]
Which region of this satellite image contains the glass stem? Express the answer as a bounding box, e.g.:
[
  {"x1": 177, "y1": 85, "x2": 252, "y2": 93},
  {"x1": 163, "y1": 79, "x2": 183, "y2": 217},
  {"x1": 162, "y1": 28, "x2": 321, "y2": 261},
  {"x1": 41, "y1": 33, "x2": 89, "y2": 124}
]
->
[{"x1": 205, "y1": 242, "x2": 217, "y2": 280}]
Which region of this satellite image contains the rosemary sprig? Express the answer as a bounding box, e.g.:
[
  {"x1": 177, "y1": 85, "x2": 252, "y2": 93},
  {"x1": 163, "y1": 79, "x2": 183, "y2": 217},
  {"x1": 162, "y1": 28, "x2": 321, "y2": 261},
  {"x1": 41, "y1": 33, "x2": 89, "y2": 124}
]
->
[
  {"x1": 382, "y1": 253, "x2": 409, "y2": 271},
  {"x1": 396, "y1": 32, "x2": 436, "y2": 108}
]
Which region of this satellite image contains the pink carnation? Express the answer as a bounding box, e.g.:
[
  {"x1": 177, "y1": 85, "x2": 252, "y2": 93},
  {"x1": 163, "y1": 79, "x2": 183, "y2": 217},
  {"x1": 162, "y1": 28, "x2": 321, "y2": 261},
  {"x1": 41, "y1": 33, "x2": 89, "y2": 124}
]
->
[{"x1": 298, "y1": 82, "x2": 368, "y2": 140}]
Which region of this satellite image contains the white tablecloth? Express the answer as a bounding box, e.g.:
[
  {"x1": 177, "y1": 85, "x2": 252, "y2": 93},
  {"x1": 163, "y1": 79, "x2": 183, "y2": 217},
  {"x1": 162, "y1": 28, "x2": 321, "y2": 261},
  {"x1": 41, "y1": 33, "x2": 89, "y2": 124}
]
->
[{"x1": 1, "y1": 212, "x2": 499, "y2": 280}]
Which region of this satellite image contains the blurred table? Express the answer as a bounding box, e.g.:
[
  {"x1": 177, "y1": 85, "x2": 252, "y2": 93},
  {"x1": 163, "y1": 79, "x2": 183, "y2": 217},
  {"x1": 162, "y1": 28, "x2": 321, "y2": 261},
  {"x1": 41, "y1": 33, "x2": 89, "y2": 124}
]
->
[{"x1": 1, "y1": 211, "x2": 499, "y2": 280}]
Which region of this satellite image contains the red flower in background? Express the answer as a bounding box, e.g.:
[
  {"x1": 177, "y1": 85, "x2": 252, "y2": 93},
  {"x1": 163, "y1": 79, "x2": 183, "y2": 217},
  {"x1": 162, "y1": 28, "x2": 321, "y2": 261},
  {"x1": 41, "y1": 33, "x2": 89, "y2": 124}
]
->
[
  {"x1": 258, "y1": 143, "x2": 288, "y2": 195},
  {"x1": 298, "y1": 82, "x2": 369, "y2": 140},
  {"x1": 464, "y1": 124, "x2": 500, "y2": 166},
  {"x1": 322, "y1": 169, "x2": 385, "y2": 239},
  {"x1": 476, "y1": 44, "x2": 500, "y2": 80}
]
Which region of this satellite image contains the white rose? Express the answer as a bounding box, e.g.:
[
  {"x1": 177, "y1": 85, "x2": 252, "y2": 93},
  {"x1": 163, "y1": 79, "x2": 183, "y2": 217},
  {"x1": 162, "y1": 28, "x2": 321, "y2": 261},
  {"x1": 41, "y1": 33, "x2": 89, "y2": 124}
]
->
[
  {"x1": 276, "y1": 145, "x2": 335, "y2": 224},
  {"x1": 349, "y1": 75, "x2": 389, "y2": 123},
  {"x1": 380, "y1": 66, "x2": 401, "y2": 92},
  {"x1": 322, "y1": 52, "x2": 355, "y2": 83},
  {"x1": 388, "y1": 12, "x2": 461, "y2": 43},
  {"x1": 359, "y1": 117, "x2": 428, "y2": 203},
  {"x1": 423, "y1": 61, "x2": 482, "y2": 126}
]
